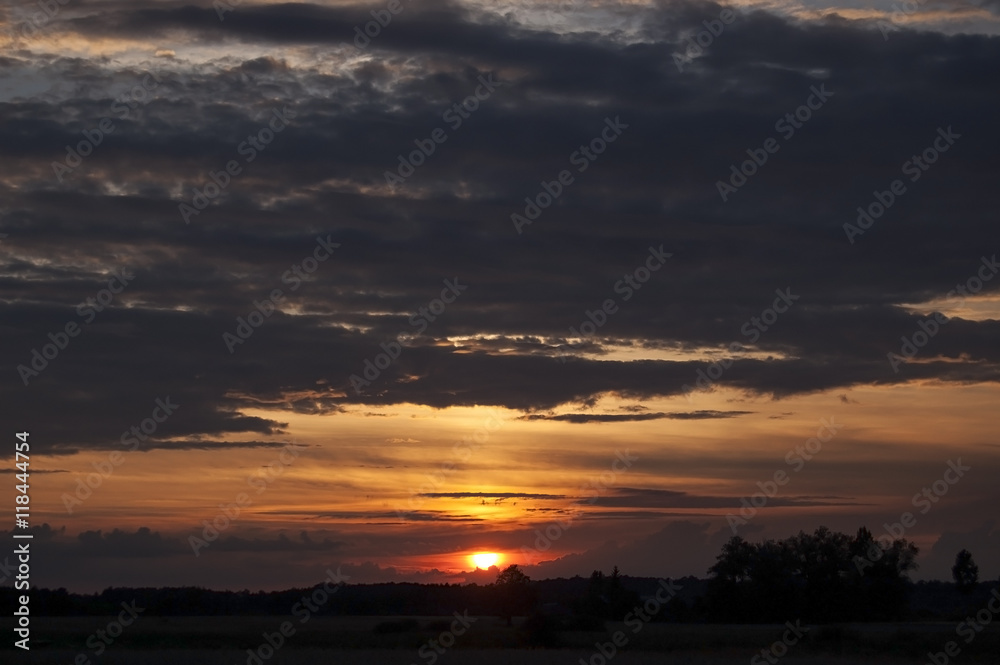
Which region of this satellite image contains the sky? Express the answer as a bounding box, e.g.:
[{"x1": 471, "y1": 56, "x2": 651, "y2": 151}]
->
[{"x1": 1, "y1": 0, "x2": 999, "y2": 593}]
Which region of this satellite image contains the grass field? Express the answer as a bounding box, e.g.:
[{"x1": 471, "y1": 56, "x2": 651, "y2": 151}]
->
[
  {"x1": 2, "y1": 616, "x2": 996, "y2": 664},
  {"x1": 0, "y1": 649, "x2": 957, "y2": 665}
]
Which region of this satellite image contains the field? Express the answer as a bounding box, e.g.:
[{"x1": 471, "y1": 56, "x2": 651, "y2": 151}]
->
[
  {"x1": 0, "y1": 650, "x2": 957, "y2": 665},
  {"x1": 2, "y1": 616, "x2": 997, "y2": 664}
]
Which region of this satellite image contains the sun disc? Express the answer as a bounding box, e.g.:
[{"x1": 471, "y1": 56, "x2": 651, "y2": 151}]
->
[{"x1": 471, "y1": 551, "x2": 499, "y2": 569}]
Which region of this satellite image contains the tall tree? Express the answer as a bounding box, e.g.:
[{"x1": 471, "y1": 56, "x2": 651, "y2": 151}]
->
[
  {"x1": 493, "y1": 564, "x2": 534, "y2": 626},
  {"x1": 952, "y1": 549, "x2": 979, "y2": 594},
  {"x1": 706, "y1": 536, "x2": 758, "y2": 622},
  {"x1": 708, "y1": 536, "x2": 755, "y2": 584},
  {"x1": 847, "y1": 527, "x2": 919, "y2": 620}
]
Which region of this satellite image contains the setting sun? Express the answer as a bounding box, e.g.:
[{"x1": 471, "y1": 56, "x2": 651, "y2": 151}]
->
[{"x1": 470, "y1": 552, "x2": 501, "y2": 569}]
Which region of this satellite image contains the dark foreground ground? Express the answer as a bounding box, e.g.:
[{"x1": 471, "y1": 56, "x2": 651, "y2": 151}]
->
[
  {"x1": 2, "y1": 616, "x2": 997, "y2": 664},
  {"x1": 0, "y1": 651, "x2": 975, "y2": 665}
]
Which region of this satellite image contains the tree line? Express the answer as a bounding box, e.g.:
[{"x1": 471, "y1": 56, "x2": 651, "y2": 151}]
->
[{"x1": 1, "y1": 526, "x2": 990, "y2": 624}]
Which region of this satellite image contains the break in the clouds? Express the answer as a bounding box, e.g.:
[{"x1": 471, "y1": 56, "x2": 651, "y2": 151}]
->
[{"x1": 1, "y1": 0, "x2": 998, "y2": 590}]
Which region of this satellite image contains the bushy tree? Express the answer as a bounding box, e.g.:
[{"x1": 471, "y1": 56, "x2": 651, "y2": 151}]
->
[
  {"x1": 493, "y1": 564, "x2": 535, "y2": 626},
  {"x1": 705, "y1": 536, "x2": 759, "y2": 622},
  {"x1": 849, "y1": 526, "x2": 919, "y2": 620},
  {"x1": 952, "y1": 549, "x2": 979, "y2": 594},
  {"x1": 706, "y1": 526, "x2": 918, "y2": 623}
]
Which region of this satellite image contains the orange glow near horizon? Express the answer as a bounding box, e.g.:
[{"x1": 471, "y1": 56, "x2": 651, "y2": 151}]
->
[{"x1": 470, "y1": 552, "x2": 501, "y2": 569}]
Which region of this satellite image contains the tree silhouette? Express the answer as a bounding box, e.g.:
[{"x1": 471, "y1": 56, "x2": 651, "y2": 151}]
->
[
  {"x1": 590, "y1": 569, "x2": 605, "y2": 587},
  {"x1": 496, "y1": 563, "x2": 531, "y2": 586},
  {"x1": 847, "y1": 526, "x2": 919, "y2": 621},
  {"x1": 952, "y1": 549, "x2": 979, "y2": 594},
  {"x1": 493, "y1": 564, "x2": 534, "y2": 626},
  {"x1": 706, "y1": 527, "x2": 918, "y2": 623},
  {"x1": 705, "y1": 536, "x2": 758, "y2": 621},
  {"x1": 708, "y1": 536, "x2": 755, "y2": 583},
  {"x1": 571, "y1": 567, "x2": 641, "y2": 623},
  {"x1": 576, "y1": 570, "x2": 607, "y2": 617}
]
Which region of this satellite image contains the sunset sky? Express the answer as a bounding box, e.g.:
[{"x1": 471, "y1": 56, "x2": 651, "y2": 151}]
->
[{"x1": 2, "y1": 0, "x2": 999, "y2": 593}]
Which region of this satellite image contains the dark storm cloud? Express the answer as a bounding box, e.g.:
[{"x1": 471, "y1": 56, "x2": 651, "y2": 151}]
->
[{"x1": 1, "y1": 0, "x2": 999, "y2": 453}]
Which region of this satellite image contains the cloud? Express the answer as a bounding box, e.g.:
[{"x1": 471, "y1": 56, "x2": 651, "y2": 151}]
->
[
  {"x1": 4, "y1": 3, "x2": 1000, "y2": 450},
  {"x1": 664, "y1": 410, "x2": 755, "y2": 420},
  {"x1": 518, "y1": 410, "x2": 754, "y2": 423},
  {"x1": 76, "y1": 526, "x2": 189, "y2": 557},
  {"x1": 523, "y1": 520, "x2": 731, "y2": 579},
  {"x1": 418, "y1": 492, "x2": 566, "y2": 499},
  {"x1": 923, "y1": 520, "x2": 1000, "y2": 581},
  {"x1": 579, "y1": 487, "x2": 863, "y2": 509}
]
